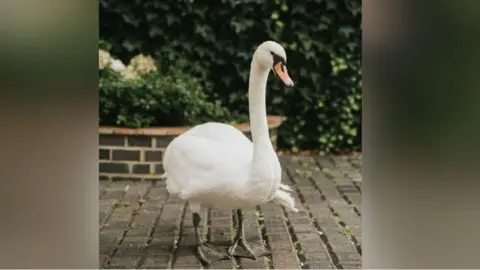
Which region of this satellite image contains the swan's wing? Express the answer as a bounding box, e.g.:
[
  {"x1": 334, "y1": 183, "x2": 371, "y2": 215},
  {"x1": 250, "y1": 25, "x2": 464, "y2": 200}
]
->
[
  {"x1": 163, "y1": 133, "x2": 252, "y2": 199},
  {"x1": 184, "y1": 122, "x2": 252, "y2": 147}
]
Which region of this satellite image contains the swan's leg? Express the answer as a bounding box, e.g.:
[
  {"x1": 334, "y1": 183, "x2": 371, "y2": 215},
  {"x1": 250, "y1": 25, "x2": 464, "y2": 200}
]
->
[
  {"x1": 192, "y1": 210, "x2": 229, "y2": 266},
  {"x1": 228, "y1": 209, "x2": 270, "y2": 260}
]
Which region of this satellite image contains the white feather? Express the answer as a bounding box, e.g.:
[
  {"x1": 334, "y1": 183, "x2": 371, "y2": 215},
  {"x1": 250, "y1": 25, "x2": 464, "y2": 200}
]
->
[
  {"x1": 279, "y1": 183, "x2": 294, "y2": 192},
  {"x1": 273, "y1": 189, "x2": 298, "y2": 212}
]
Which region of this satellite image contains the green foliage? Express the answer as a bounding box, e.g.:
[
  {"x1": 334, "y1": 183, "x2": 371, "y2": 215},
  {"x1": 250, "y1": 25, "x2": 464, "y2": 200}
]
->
[
  {"x1": 99, "y1": 67, "x2": 232, "y2": 128},
  {"x1": 99, "y1": 39, "x2": 112, "y2": 51},
  {"x1": 100, "y1": 0, "x2": 361, "y2": 152}
]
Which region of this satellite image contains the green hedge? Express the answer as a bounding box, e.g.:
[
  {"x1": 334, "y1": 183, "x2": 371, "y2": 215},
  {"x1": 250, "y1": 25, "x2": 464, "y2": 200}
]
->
[
  {"x1": 99, "y1": 68, "x2": 233, "y2": 128},
  {"x1": 100, "y1": 0, "x2": 361, "y2": 152}
]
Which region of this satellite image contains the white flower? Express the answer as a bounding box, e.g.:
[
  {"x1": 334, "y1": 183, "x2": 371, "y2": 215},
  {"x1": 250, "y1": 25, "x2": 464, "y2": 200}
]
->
[
  {"x1": 99, "y1": 49, "x2": 111, "y2": 70},
  {"x1": 110, "y1": 59, "x2": 126, "y2": 72},
  {"x1": 120, "y1": 65, "x2": 140, "y2": 81},
  {"x1": 129, "y1": 54, "x2": 158, "y2": 74}
]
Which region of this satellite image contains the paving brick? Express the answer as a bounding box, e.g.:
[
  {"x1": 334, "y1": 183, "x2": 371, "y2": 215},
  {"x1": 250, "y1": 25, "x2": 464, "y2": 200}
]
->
[
  {"x1": 261, "y1": 203, "x2": 300, "y2": 269},
  {"x1": 281, "y1": 156, "x2": 362, "y2": 268},
  {"x1": 239, "y1": 207, "x2": 267, "y2": 269},
  {"x1": 308, "y1": 260, "x2": 335, "y2": 269},
  {"x1": 208, "y1": 208, "x2": 234, "y2": 269},
  {"x1": 141, "y1": 255, "x2": 170, "y2": 269},
  {"x1": 98, "y1": 155, "x2": 362, "y2": 269}
]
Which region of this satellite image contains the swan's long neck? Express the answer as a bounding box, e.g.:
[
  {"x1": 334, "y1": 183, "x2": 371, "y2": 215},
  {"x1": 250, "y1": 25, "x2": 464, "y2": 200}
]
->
[
  {"x1": 248, "y1": 64, "x2": 271, "y2": 148},
  {"x1": 246, "y1": 61, "x2": 277, "y2": 201}
]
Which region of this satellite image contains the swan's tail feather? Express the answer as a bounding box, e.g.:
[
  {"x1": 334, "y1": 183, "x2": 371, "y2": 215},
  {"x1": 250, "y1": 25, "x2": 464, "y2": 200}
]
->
[
  {"x1": 159, "y1": 173, "x2": 168, "y2": 179},
  {"x1": 279, "y1": 183, "x2": 294, "y2": 192},
  {"x1": 273, "y1": 189, "x2": 298, "y2": 212}
]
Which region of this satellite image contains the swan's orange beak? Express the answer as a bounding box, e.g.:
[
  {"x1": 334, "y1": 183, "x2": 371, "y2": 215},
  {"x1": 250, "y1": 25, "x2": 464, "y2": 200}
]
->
[{"x1": 273, "y1": 62, "x2": 294, "y2": 87}]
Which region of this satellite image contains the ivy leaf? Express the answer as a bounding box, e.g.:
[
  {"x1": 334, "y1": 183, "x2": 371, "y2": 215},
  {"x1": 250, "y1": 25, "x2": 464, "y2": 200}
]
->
[
  {"x1": 166, "y1": 14, "x2": 176, "y2": 26},
  {"x1": 122, "y1": 14, "x2": 140, "y2": 27},
  {"x1": 148, "y1": 26, "x2": 163, "y2": 37},
  {"x1": 291, "y1": 5, "x2": 305, "y2": 15},
  {"x1": 146, "y1": 12, "x2": 158, "y2": 21},
  {"x1": 339, "y1": 26, "x2": 355, "y2": 38},
  {"x1": 122, "y1": 39, "x2": 140, "y2": 52}
]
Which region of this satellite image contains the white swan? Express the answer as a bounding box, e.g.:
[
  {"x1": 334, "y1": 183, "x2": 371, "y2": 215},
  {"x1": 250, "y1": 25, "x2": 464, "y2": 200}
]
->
[{"x1": 162, "y1": 41, "x2": 296, "y2": 265}]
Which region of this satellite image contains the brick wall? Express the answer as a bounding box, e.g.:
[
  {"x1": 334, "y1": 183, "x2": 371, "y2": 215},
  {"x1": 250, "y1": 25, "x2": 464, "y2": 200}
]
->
[{"x1": 99, "y1": 126, "x2": 279, "y2": 181}]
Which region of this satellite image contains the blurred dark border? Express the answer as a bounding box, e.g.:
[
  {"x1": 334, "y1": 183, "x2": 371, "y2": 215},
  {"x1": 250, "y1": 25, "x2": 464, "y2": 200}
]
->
[
  {"x1": 364, "y1": 0, "x2": 480, "y2": 268},
  {"x1": 0, "y1": 1, "x2": 99, "y2": 268},
  {"x1": 0, "y1": 0, "x2": 479, "y2": 268}
]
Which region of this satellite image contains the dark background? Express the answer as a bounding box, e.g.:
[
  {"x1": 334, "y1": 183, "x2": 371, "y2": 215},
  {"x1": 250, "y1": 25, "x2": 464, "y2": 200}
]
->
[{"x1": 99, "y1": 0, "x2": 361, "y2": 152}]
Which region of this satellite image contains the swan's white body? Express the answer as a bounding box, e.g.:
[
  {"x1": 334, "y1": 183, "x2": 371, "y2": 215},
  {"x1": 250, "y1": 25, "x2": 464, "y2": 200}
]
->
[
  {"x1": 162, "y1": 41, "x2": 297, "y2": 213},
  {"x1": 162, "y1": 123, "x2": 297, "y2": 211}
]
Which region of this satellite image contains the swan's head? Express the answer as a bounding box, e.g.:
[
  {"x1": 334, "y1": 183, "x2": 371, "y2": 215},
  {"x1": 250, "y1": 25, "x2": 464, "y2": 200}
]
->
[{"x1": 253, "y1": 41, "x2": 294, "y2": 87}]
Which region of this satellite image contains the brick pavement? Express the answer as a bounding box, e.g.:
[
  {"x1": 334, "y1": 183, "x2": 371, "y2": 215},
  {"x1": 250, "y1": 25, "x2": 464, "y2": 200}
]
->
[{"x1": 99, "y1": 155, "x2": 362, "y2": 269}]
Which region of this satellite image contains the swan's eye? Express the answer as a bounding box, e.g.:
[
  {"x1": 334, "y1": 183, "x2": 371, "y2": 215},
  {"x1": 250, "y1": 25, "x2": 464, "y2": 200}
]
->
[{"x1": 270, "y1": 51, "x2": 286, "y2": 66}]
